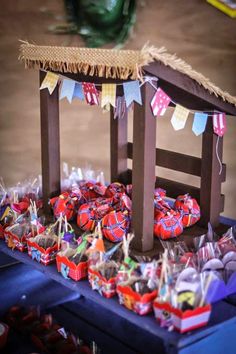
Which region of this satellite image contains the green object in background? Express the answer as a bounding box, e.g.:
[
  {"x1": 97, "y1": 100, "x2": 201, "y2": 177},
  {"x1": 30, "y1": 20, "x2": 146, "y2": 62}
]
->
[{"x1": 62, "y1": 0, "x2": 137, "y2": 47}]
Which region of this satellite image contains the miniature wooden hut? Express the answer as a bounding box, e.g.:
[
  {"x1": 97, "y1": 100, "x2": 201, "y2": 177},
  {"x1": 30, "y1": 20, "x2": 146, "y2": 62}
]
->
[{"x1": 19, "y1": 43, "x2": 236, "y2": 252}]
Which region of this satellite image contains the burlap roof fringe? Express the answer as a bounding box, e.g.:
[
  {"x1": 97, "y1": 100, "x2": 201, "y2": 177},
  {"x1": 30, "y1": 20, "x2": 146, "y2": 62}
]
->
[{"x1": 19, "y1": 42, "x2": 236, "y2": 107}]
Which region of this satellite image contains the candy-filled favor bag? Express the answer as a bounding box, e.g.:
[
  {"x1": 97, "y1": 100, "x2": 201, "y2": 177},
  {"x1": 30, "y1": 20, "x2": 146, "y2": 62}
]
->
[{"x1": 174, "y1": 194, "x2": 200, "y2": 228}]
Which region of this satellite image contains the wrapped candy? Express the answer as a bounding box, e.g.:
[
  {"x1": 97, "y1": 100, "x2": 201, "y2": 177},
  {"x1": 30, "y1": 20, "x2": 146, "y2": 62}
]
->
[
  {"x1": 50, "y1": 192, "x2": 79, "y2": 221},
  {"x1": 154, "y1": 210, "x2": 183, "y2": 240},
  {"x1": 77, "y1": 202, "x2": 98, "y2": 232},
  {"x1": 79, "y1": 181, "x2": 103, "y2": 201},
  {"x1": 105, "y1": 182, "x2": 126, "y2": 199},
  {"x1": 102, "y1": 210, "x2": 130, "y2": 242},
  {"x1": 174, "y1": 194, "x2": 200, "y2": 228}
]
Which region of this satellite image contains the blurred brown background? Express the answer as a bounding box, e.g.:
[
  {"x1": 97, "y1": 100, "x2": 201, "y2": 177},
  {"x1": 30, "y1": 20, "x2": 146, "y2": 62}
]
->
[{"x1": 0, "y1": 0, "x2": 236, "y2": 218}]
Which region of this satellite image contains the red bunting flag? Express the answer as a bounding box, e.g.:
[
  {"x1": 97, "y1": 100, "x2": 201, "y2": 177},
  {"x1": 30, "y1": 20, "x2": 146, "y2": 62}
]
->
[
  {"x1": 213, "y1": 113, "x2": 226, "y2": 137},
  {"x1": 82, "y1": 82, "x2": 99, "y2": 105},
  {"x1": 151, "y1": 88, "x2": 171, "y2": 117}
]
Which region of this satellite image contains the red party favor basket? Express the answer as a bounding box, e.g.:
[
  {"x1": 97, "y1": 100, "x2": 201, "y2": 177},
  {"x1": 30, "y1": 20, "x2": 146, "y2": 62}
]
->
[
  {"x1": 117, "y1": 280, "x2": 157, "y2": 315},
  {"x1": 56, "y1": 250, "x2": 88, "y2": 281},
  {"x1": 27, "y1": 234, "x2": 59, "y2": 266}
]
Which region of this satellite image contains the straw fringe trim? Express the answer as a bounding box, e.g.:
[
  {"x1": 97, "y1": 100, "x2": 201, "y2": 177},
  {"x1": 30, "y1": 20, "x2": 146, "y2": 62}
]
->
[
  {"x1": 141, "y1": 44, "x2": 236, "y2": 106},
  {"x1": 19, "y1": 42, "x2": 142, "y2": 80},
  {"x1": 19, "y1": 42, "x2": 236, "y2": 106}
]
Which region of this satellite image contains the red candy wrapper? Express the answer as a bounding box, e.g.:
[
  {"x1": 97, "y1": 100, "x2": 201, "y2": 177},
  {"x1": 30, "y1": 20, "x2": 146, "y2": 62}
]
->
[
  {"x1": 174, "y1": 194, "x2": 200, "y2": 228},
  {"x1": 50, "y1": 192, "x2": 79, "y2": 221},
  {"x1": 77, "y1": 202, "x2": 97, "y2": 232},
  {"x1": 154, "y1": 210, "x2": 183, "y2": 240},
  {"x1": 102, "y1": 210, "x2": 130, "y2": 242}
]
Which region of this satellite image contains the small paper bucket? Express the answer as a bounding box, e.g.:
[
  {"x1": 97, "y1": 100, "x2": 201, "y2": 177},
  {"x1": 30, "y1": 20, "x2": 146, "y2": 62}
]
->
[
  {"x1": 27, "y1": 236, "x2": 58, "y2": 266},
  {"x1": 88, "y1": 266, "x2": 117, "y2": 298},
  {"x1": 56, "y1": 252, "x2": 88, "y2": 281},
  {"x1": 172, "y1": 304, "x2": 211, "y2": 333},
  {"x1": 117, "y1": 283, "x2": 157, "y2": 315}
]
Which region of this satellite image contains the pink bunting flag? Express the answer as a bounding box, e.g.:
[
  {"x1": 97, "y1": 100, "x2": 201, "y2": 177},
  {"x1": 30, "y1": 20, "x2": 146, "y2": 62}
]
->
[
  {"x1": 82, "y1": 82, "x2": 99, "y2": 105},
  {"x1": 151, "y1": 88, "x2": 171, "y2": 117},
  {"x1": 213, "y1": 113, "x2": 226, "y2": 137}
]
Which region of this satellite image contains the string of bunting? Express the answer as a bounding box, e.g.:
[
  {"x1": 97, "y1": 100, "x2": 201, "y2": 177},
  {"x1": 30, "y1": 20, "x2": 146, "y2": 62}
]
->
[{"x1": 40, "y1": 71, "x2": 227, "y2": 138}]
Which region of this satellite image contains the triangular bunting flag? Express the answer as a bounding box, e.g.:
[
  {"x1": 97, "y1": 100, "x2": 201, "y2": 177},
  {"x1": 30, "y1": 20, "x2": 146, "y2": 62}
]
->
[
  {"x1": 171, "y1": 104, "x2": 189, "y2": 130},
  {"x1": 73, "y1": 83, "x2": 84, "y2": 101},
  {"x1": 101, "y1": 84, "x2": 116, "y2": 109},
  {"x1": 40, "y1": 72, "x2": 59, "y2": 95},
  {"x1": 114, "y1": 96, "x2": 127, "y2": 119},
  {"x1": 213, "y1": 112, "x2": 226, "y2": 137},
  {"x1": 82, "y1": 82, "x2": 99, "y2": 105},
  {"x1": 151, "y1": 88, "x2": 171, "y2": 117},
  {"x1": 192, "y1": 112, "x2": 208, "y2": 136},
  {"x1": 123, "y1": 81, "x2": 142, "y2": 107},
  {"x1": 59, "y1": 79, "x2": 75, "y2": 103}
]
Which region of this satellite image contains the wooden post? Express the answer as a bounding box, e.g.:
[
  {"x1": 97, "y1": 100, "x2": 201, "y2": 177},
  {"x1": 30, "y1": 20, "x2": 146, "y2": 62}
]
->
[
  {"x1": 39, "y1": 70, "x2": 61, "y2": 215},
  {"x1": 110, "y1": 106, "x2": 128, "y2": 183},
  {"x1": 200, "y1": 118, "x2": 223, "y2": 227},
  {"x1": 132, "y1": 83, "x2": 156, "y2": 252}
]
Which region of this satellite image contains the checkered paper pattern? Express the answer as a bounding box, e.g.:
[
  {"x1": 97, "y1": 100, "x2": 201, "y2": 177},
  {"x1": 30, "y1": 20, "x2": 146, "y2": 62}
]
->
[
  {"x1": 40, "y1": 72, "x2": 59, "y2": 95},
  {"x1": 171, "y1": 104, "x2": 190, "y2": 130},
  {"x1": 82, "y1": 82, "x2": 99, "y2": 105},
  {"x1": 101, "y1": 84, "x2": 116, "y2": 109},
  {"x1": 213, "y1": 112, "x2": 226, "y2": 137},
  {"x1": 151, "y1": 88, "x2": 171, "y2": 117}
]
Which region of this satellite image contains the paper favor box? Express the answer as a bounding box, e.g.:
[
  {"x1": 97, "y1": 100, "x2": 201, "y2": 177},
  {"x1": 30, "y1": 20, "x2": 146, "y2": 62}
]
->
[
  {"x1": 153, "y1": 300, "x2": 211, "y2": 333},
  {"x1": 172, "y1": 305, "x2": 211, "y2": 333},
  {"x1": 56, "y1": 250, "x2": 88, "y2": 281},
  {"x1": 27, "y1": 235, "x2": 58, "y2": 266},
  {"x1": 153, "y1": 301, "x2": 173, "y2": 324},
  {"x1": 117, "y1": 283, "x2": 157, "y2": 315},
  {"x1": 88, "y1": 265, "x2": 117, "y2": 298},
  {"x1": 4, "y1": 227, "x2": 35, "y2": 252}
]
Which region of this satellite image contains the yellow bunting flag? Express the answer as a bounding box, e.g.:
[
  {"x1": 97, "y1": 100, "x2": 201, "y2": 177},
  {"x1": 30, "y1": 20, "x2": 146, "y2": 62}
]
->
[
  {"x1": 40, "y1": 72, "x2": 59, "y2": 95},
  {"x1": 171, "y1": 104, "x2": 189, "y2": 131},
  {"x1": 101, "y1": 84, "x2": 116, "y2": 110}
]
